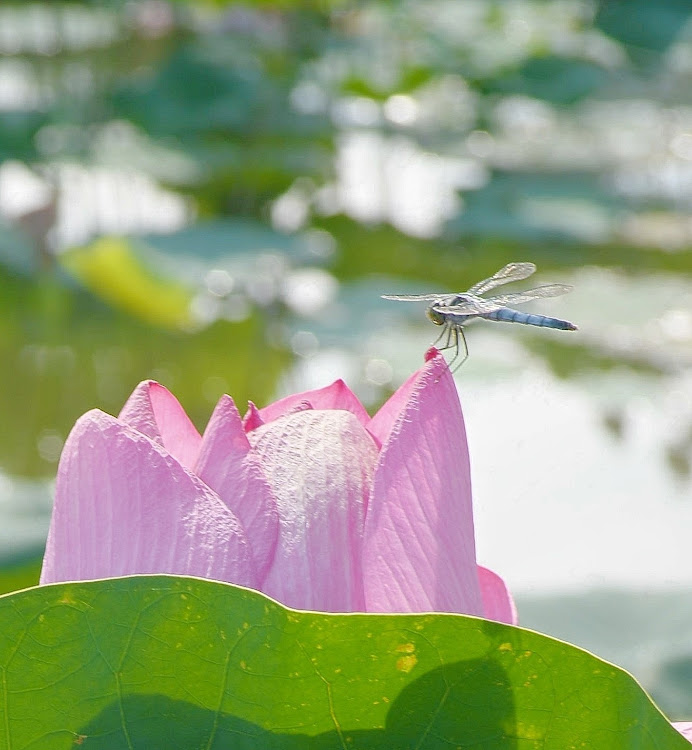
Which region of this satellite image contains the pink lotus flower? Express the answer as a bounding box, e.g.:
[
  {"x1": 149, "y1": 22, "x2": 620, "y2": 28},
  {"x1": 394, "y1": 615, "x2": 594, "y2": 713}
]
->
[
  {"x1": 676, "y1": 723, "x2": 692, "y2": 743},
  {"x1": 41, "y1": 349, "x2": 515, "y2": 623}
]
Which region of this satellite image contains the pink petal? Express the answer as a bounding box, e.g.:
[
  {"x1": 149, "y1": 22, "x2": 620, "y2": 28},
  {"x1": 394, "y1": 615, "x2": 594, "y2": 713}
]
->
[
  {"x1": 477, "y1": 565, "x2": 517, "y2": 625},
  {"x1": 362, "y1": 351, "x2": 484, "y2": 615},
  {"x1": 118, "y1": 380, "x2": 202, "y2": 469},
  {"x1": 195, "y1": 395, "x2": 279, "y2": 582},
  {"x1": 40, "y1": 410, "x2": 255, "y2": 587},
  {"x1": 255, "y1": 380, "x2": 371, "y2": 428},
  {"x1": 674, "y1": 723, "x2": 692, "y2": 742},
  {"x1": 247, "y1": 409, "x2": 379, "y2": 611},
  {"x1": 367, "y1": 358, "x2": 427, "y2": 446},
  {"x1": 242, "y1": 401, "x2": 264, "y2": 432}
]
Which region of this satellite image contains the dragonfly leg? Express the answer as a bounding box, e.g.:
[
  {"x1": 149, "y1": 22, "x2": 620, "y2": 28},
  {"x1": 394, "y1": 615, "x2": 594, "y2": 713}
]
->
[
  {"x1": 445, "y1": 324, "x2": 453, "y2": 350},
  {"x1": 432, "y1": 323, "x2": 449, "y2": 350},
  {"x1": 450, "y1": 327, "x2": 469, "y2": 373},
  {"x1": 432, "y1": 323, "x2": 470, "y2": 373},
  {"x1": 432, "y1": 323, "x2": 450, "y2": 349},
  {"x1": 447, "y1": 326, "x2": 460, "y2": 370}
]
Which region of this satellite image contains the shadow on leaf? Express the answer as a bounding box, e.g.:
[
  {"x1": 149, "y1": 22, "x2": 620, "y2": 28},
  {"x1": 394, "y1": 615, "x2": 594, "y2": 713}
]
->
[{"x1": 78, "y1": 657, "x2": 515, "y2": 749}]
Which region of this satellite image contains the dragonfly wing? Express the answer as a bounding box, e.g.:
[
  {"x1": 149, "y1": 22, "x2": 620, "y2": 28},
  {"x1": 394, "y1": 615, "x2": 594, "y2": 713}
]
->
[
  {"x1": 433, "y1": 295, "x2": 504, "y2": 315},
  {"x1": 482, "y1": 284, "x2": 573, "y2": 307},
  {"x1": 467, "y1": 262, "x2": 536, "y2": 295},
  {"x1": 382, "y1": 293, "x2": 450, "y2": 302}
]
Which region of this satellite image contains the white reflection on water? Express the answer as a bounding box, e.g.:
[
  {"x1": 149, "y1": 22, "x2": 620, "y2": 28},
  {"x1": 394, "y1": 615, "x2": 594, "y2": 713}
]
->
[
  {"x1": 0, "y1": 473, "x2": 52, "y2": 561},
  {"x1": 333, "y1": 131, "x2": 486, "y2": 237},
  {"x1": 51, "y1": 164, "x2": 191, "y2": 250},
  {"x1": 0, "y1": 4, "x2": 120, "y2": 56},
  {"x1": 282, "y1": 267, "x2": 339, "y2": 318},
  {"x1": 0, "y1": 159, "x2": 191, "y2": 253},
  {"x1": 466, "y1": 367, "x2": 692, "y2": 595}
]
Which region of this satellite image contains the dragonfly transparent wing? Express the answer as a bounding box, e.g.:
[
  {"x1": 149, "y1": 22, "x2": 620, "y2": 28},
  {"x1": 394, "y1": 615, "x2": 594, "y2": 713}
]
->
[
  {"x1": 436, "y1": 284, "x2": 573, "y2": 315},
  {"x1": 381, "y1": 293, "x2": 452, "y2": 302},
  {"x1": 382, "y1": 262, "x2": 539, "y2": 303},
  {"x1": 479, "y1": 284, "x2": 573, "y2": 307},
  {"x1": 431, "y1": 295, "x2": 505, "y2": 315},
  {"x1": 467, "y1": 262, "x2": 536, "y2": 295}
]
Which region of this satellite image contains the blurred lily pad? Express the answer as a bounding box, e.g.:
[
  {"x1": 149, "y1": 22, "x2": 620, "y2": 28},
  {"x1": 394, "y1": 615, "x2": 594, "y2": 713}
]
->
[
  {"x1": 60, "y1": 236, "x2": 195, "y2": 330},
  {"x1": 595, "y1": 0, "x2": 691, "y2": 54},
  {"x1": 487, "y1": 56, "x2": 613, "y2": 104},
  {"x1": 142, "y1": 218, "x2": 320, "y2": 264}
]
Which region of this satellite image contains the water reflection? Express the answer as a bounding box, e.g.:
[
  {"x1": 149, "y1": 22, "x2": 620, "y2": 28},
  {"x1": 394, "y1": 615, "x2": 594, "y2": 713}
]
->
[
  {"x1": 0, "y1": 4, "x2": 120, "y2": 55},
  {"x1": 0, "y1": 471, "x2": 51, "y2": 561}
]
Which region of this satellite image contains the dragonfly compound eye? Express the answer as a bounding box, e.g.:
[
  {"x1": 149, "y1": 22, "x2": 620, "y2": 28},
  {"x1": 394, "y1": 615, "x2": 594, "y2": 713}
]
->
[{"x1": 426, "y1": 306, "x2": 445, "y2": 326}]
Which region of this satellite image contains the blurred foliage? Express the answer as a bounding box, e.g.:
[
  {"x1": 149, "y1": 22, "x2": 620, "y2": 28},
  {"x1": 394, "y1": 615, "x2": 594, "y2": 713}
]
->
[
  {"x1": 322, "y1": 214, "x2": 692, "y2": 282},
  {"x1": 0, "y1": 0, "x2": 689, "y2": 475},
  {"x1": 0, "y1": 265, "x2": 288, "y2": 477},
  {"x1": 0, "y1": 550, "x2": 42, "y2": 596}
]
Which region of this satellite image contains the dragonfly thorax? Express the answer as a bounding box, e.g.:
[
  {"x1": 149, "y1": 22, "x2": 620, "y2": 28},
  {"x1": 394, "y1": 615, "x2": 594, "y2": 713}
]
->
[{"x1": 425, "y1": 305, "x2": 445, "y2": 326}]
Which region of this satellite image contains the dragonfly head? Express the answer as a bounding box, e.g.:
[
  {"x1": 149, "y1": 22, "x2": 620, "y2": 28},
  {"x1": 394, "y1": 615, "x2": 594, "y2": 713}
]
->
[{"x1": 425, "y1": 305, "x2": 445, "y2": 326}]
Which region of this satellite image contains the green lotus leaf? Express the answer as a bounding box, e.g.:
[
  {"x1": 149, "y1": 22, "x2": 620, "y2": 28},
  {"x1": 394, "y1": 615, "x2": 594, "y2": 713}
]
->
[{"x1": 0, "y1": 576, "x2": 685, "y2": 749}]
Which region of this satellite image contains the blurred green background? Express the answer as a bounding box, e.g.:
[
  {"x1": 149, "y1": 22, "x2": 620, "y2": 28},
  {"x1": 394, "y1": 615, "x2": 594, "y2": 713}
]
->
[{"x1": 0, "y1": 0, "x2": 691, "y2": 718}]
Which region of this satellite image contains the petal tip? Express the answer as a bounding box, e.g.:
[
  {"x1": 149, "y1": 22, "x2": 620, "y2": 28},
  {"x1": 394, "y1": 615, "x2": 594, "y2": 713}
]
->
[{"x1": 243, "y1": 401, "x2": 264, "y2": 432}]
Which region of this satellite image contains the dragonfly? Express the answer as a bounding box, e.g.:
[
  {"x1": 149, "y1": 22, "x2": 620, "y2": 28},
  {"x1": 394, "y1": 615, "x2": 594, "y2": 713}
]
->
[{"x1": 382, "y1": 262, "x2": 577, "y2": 370}]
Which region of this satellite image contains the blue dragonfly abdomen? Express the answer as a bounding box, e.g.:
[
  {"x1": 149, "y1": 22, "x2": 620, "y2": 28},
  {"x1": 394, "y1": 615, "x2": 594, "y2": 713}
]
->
[{"x1": 483, "y1": 308, "x2": 577, "y2": 330}]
